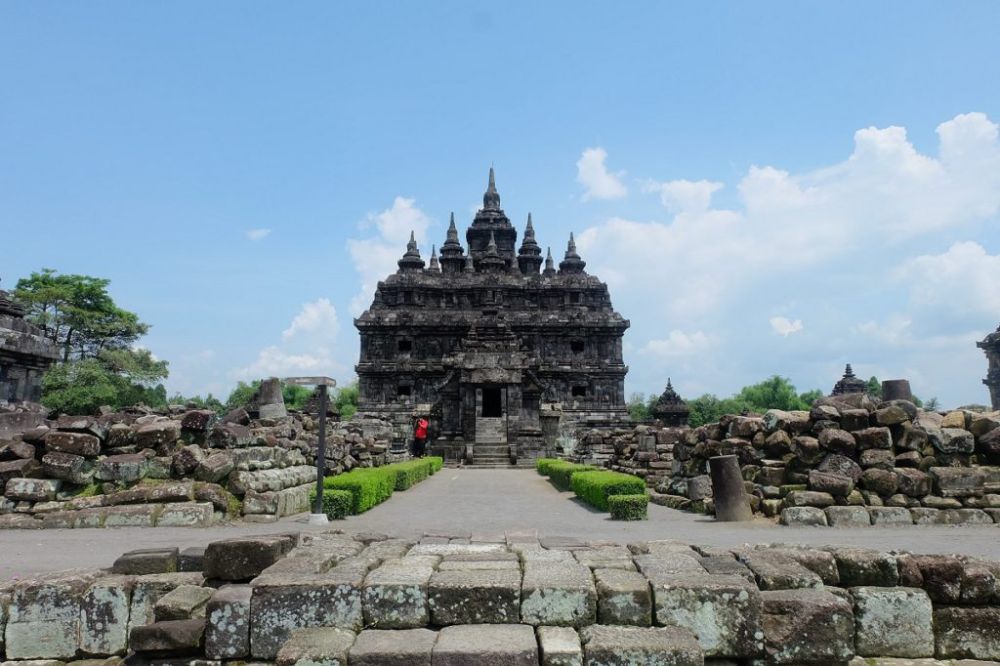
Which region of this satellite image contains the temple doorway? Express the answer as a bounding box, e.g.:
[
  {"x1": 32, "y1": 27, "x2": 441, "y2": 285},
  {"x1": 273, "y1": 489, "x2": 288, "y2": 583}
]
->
[{"x1": 482, "y1": 386, "x2": 503, "y2": 417}]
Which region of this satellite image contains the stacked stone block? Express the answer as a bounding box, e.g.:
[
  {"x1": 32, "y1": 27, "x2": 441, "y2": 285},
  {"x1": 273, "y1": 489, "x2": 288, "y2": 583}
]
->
[{"x1": 5, "y1": 531, "x2": 1000, "y2": 664}]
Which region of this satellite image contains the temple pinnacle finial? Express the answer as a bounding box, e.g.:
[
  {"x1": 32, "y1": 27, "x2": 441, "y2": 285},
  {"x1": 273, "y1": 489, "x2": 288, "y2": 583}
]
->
[
  {"x1": 559, "y1": 232, "x2": 586, "y2": 274},
  {"x1": 429, "y1": 245, "x2": 440, "y2": 271},
  {"x1": 526, "y1": 213, "x2": 534, "y2": 235},
  {"x1": 447, "y1": 212, "x2": 458, "y2": 237},
  {"x1": 397, "y1": 229, "x2": 425, "y2": 271},
  {"x1": 483, "y1": 167, "x2": 501, "y2": 210}
]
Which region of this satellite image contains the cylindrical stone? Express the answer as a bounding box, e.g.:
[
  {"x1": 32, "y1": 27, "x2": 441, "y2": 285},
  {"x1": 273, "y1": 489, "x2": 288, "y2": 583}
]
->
[
  {"x1": 881, "y1": 379, "x2": 913, "y2": 402},
  {"x1": 709, "y1": 454, "x2": 753, "y2": 522}
]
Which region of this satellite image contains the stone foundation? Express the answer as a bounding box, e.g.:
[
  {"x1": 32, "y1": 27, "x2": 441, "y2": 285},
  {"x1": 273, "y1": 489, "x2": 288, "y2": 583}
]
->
[{"x1": 3, "y1": 531, "x2": 1000, "y2": 664}]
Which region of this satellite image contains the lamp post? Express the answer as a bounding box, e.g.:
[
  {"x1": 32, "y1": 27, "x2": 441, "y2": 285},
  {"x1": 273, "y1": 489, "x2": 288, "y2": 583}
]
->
[{"x1": 284, "y1": 376, "x2": 337, "y2": 525}]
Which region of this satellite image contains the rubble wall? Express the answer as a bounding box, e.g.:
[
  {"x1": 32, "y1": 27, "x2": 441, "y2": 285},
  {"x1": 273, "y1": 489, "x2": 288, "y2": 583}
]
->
[
  {"x1": 3, "y1": 531, "x2": 1000, "y2": 664},
  {"x1": 0, "y1": 406, "x2": 398, "y2": 529}
]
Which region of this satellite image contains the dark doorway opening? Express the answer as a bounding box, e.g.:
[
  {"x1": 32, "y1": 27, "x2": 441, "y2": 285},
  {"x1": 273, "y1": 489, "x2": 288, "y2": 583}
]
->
[{"x1": 482, "y1": 387, "x2": 503, "y2": 417}]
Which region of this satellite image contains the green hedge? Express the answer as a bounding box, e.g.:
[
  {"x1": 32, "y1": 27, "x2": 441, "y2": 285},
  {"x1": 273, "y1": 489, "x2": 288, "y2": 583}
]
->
[
  {"x1": 571, "y1": 470, "x2": 647, "y2": 511},
  {"x1": 325, "y1": 467, "x2": 396, "y2": 513},
  {"x1": 535, "y1": 458, "x2": 560, "y2": 476},
  {"x1": 308, "y1": 488, "x2": 354, "y2": 520},
  {"x1": 546, "y1": 461, "x2": 600, "y2": 491},
  {"x1": 320, "y1": 457, "x2": 443, "y2": 514},
  {"x1": 608, "y1": 493, "x2": 649, "y2": 520}
]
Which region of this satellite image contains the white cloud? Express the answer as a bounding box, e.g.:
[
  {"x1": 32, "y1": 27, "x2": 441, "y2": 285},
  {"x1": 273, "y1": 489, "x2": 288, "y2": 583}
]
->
[
  {"x1": 282, "y1": 298, "x2": 339, "y2": 341},
  {"x1": 348, "y1": 197, "x2": 432, "y2": 316},
  {"x1": 236, "y1": 299, "x2": 344, "y2": 381},
  {"x1": 640, "y1": 331, "x2": 712, "y2": 358},
  {"x1": 855, "y1": 315, "x2": 913, "y2": 346},
  {"x1": 642, "y1": 179, "x2": 723, "y2": 213},
  {"x1": 576, "y1": 147, "x2": 627, "y2": 201},
  {"x1": 770, "y1": 316, "x2": 803, "y2": 337},
  {"x1": 894, "y1": 241, "x2": 1000, "y2": 315},
  {"x1": 246, "y1": 228, "x2": 272, "y2": 241},
  {"x1": 577, "y1": 112, "x2": 1000, "y2": 319}
]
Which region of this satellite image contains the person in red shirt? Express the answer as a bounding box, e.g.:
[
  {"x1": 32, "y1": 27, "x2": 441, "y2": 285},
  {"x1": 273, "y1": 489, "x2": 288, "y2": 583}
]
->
[{"x1": 413, "y1": 417, "x2": 429, "y2": 458}]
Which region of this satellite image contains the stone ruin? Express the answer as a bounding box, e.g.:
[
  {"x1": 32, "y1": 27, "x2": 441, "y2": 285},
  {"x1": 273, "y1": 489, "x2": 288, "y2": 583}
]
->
[
  {"x1": 0, "y1": 281, "x2": 58, "y2": 406},
  {"x1": 980, "y1": 324, "x2": 1000, "y2": 411},
  {"x1": 3, "y1": 529, "x2": 1000, "y2": 664},
  {"x1": 0, "y1": 395, "x2": 399, "y2": 529},
  {"x1": 354, "y1": 168, "x2": 631, "y2": 466}
]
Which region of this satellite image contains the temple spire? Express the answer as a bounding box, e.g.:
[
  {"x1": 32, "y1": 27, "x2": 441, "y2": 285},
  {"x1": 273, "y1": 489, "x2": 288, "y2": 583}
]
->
[
  {"x1": 479, "y1": 230, "x2": 506, "y2": 272},
  {"x1": 517, "y1": 212, "x2": 543, "y2": 275},
  {"x1": 396, "y1": 230, "x2": 425, "y2": 271},
  {"x1": 429, "y1": 244, "x2": 440, "y2": 272},
  {"x1": 558, "y1": 232, "x2": 586, "y2": 274},
  {"x1": 439, "y1": 212, "x2": 466, "y2": 273},
  {"x1": 483, "y1": 166, "x2": 501, "y2": 210},
  {"x1": 542, "y1": 246, "x2": 556, "y2": 277}
]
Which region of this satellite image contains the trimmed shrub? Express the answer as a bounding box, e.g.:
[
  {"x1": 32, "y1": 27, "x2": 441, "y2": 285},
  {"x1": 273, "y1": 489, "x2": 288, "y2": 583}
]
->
[
  {"x1": 427, "y1": 456, "x2": 443, "y2": 474},
  {"x1": 572, "y1": 470, "x2": 647, "y2": 511},
  {"x1": 308, "y1": 488, "x2": 354, "y2": 520},
  {"x1": 393, "y1": 458, "x2": 432, "y2": 490},
  {"x1": 547, "y1": 461, "x2": 599, "y2": 491},
  {"x1": 325, "y1": 467, "x2": 396, "y2": 513},
  {"x1": 535, "y1": 458, "x2": 560, "y2": 476},
  {"x1": 608, "y1": 493, "x2": 649, "y2": 520}
]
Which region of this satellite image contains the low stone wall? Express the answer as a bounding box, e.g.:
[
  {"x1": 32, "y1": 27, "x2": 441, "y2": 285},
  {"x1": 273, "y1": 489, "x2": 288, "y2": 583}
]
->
[
  {"x1": 575, "y1": 424, "x2": 684, "y2": 489},
  {"x1": 662, "y1": 395, "x2": 1000, "y2": 527},
  {"x1": 2, "y1": 531, "x2": 1000, "y2": 664},
  {"x1": 0, "y1": 406, "x2": 398, "y2": 528}
]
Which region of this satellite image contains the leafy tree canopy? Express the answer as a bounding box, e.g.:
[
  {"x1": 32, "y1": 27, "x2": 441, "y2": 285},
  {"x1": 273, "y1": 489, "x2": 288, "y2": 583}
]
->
[
  {"x1": 685, "y1": 375, "x2": 824, "y2": 427},
  {"x1": 13, "y1": 269, "x2": 150, "y2": 362}
]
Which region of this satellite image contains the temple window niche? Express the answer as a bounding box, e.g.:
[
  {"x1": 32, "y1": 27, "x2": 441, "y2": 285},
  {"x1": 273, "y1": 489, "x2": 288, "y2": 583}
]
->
[{"x1": 571, "y1": 339, "x2": 585, "y2": 354}]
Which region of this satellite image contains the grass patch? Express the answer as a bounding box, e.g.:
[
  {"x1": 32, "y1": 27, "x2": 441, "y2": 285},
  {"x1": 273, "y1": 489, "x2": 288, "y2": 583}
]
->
[
  {"x1": 69, "y1": 483, "x2": 102, "y2": 498},
  {"x1": 608, "y1": 493, "x2": 649, "y2": 520},
  {"x1": 571, "y1": 470, "x2": 647, "y2": 511}
]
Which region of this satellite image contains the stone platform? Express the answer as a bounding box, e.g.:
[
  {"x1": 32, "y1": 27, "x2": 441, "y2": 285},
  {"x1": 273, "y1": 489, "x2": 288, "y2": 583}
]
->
[{"x1": 3, "y1": 530, "x2": 1000, "y2": 665}]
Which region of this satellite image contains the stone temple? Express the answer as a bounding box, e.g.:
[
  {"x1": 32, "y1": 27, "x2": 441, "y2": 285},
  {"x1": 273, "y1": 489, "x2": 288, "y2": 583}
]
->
[
  {"x1": 979, "y1": 324, "x2": 1000, "y2": 410},
  {"x1": 355, "y1": 169, "x2": 630, "y2": 465},
  {"x1": 0, "y1": 282, "x2": 59, "y2": 405}
]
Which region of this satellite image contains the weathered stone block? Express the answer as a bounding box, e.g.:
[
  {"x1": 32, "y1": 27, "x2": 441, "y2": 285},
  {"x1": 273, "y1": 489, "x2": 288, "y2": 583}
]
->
[
  {"x1": 808, "y1": 471, "x2": 854, "y2": 496},
  {"x1": 896, "y1": 554, "x2": 963, "y2": 604},
  {"x1": 128, "y1": 573, "x2": 205, "y2": 631},
  {"x1": 930, "y1": 467, "x2": 986, "y2": 498},
  {"x1": 860, "y1": 468, "x2": 898, "y2": 496},
  {"x1": 432, "y1": 624, "x2": 539, "y2": 666},
  {"x1": 204, "y1": 584, "x2": 252, "y2": 660},
  {"x1": 428, "y1": 568, "x2": 521, "y2": 625},
  {"x1": 94, "y1": 454, "x2": 148, "y2": 484},
  {"x1": 869, "y1": 506, "x2": 913, "y2": 526},
  {"x1": 275, "y1": 627, "x2": 355, "y2": 666},
  {"x1": 4, "y1": 477, "x2": 61, "y2": 502},
  {"x1": 209, "y1": 423, "x2": 253, "y2": 449},
  {"x1": 537, "y1": 626, "x2": 582, "y2": 666},
  {"x1": 134, "y1": 421, "x2": 182, "y2": 451},
  {"x1": 362, "y1": 559, "x2": 434, "y2": 628},
  {"x1": 154, "y1": 584, "x2": 213, "y2": 621},
  {"x1": 895, "y1": 468, "x2": 932, "y2": 497},
  {"x1": 0, "y1": 457, "x2": 42, "y2": 485},
  {"x1": 203, "y1": 535, "x2": 296, "y2": 581},
  {"x1": 779, "y1": 506, "x2": 828, "y2": 526},
  {"x1": 103, "y1": 504, "x2": 160, "y2": 528},
  {"x1": 5, "y1": 570, "x2": 102, "y2": 659},
  {"x1": 852, "y1": 587, "x2": 933, "y2": 658},
  {"x1": 171, "y1": 445, "x2": 206, "y2": 477},
  {"x1": 594, "y1": 568, "x2": 651, "y2": 626},
  {"x1": 42, "y1": 452, "x2": 93, "y2": 485},
  {"x1": 759, "y1": 588, "x2": 854, "y2": 664},
  {"x1": 195, "y1": 453, "x2": 234, "y2": 484},
  {"x1": 156, "y1": 502, "x2": 214, "y2": 527},
  {"x1": 737, "y1": 550, "x2": 823, "y2": 590},
  {"x1": 45, "y1": 431, "x2": 101, "y2": 457},
  {"x1": 249, "y1": 571, "x2": 363, "y2": 659},
  {"x1": 826, "y1": 505, "x2": 872, "y2": 527},
  {"x1": 818, "y1": 429, "x2": 856, "y2": 456},
  {"x1": 579, "y1": 624, "x2": 703, "y2": 666},
  {"x1": 128, "y1": 618, "x2": 205, "y2": 656},
  {"x1": 521, "y1": 562, "x2": 596, "y2": 628},
  {"x1": 348, "y1": 628, "x2": 437, "y2": 665},
  {"x1": 834, "y1": 548, "x2": 899, "y2": 587},
  {"x1": 934, "y1": 606, "x2": 1000, "y2": 660},
  {"x1": 113, "y1": 548, "x2": 179, "y2": 575},
  {"x1": 651, "y1": 574, "x2": 762, "y2": 658},
  {"x1": 80, "y1": 575, "x2": 133, "y2": 656}
]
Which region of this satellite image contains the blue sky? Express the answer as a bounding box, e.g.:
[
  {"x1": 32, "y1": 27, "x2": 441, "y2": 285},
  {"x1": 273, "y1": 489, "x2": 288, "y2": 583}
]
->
[{"x1": 2, "y1": 2, "x2": 999, "y2": 407}]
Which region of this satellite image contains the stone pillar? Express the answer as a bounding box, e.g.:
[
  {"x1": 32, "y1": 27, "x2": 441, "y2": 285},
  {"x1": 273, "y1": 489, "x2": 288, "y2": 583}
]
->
[
  {"x1": 257, "y1": 378, "x2": 287, "y2": 419},
  {"x1": 881, "y1": 379, "x2": 912, "y2": 403},
  {"x1": 709, "y1": 455, "x2": 752, "y2": 522}
]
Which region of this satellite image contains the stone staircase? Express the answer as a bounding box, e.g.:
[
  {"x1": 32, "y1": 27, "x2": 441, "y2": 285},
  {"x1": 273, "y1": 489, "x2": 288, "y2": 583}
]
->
[{"x1": 470, "y1": 417, "x2": 512, "y2": 467}]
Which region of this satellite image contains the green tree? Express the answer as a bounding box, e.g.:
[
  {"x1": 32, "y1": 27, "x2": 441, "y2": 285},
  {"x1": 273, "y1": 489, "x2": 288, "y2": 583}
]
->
[
  {"x1": 334, "y1": 383, "x2": 359, "y2": 420},
  {"x1": 282, "y1": 384, "x2": 314, "y2": 411},
  {"x1": 734, "y1": 375, "x2": 816, "y2": 412},
  {"x1": 13, "y1": 269, "x2": 150, "y2": 362},
  {"x1": 866, "y1": 376, "x2": 882, "y2": 399},
  {"x1": 41, "y1": 348, "x2": 169, "y2": 415},
  {"x1": 226, "y1": 380, "x2": 261, "y2": 411},
  {"x1": 627, "y1": 392, "x2": 657, "y2": 422},
  {"x1": 168, "y1": 392, "x2": 225, "y2": 412}
]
